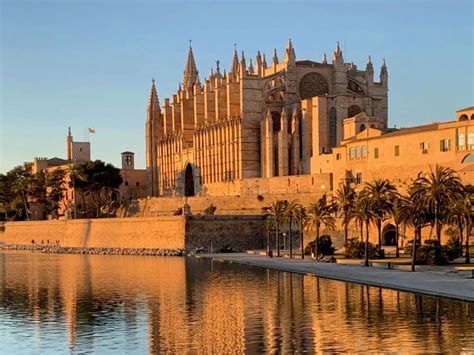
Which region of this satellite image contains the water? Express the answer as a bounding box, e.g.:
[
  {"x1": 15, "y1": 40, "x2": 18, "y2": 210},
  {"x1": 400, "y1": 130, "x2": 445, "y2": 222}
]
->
[{"x1": 0, "y1": 251, "x2": 473, "y2": 354}]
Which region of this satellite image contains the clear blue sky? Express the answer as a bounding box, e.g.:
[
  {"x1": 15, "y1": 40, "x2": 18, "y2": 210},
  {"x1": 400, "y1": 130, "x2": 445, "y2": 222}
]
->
[{"x1": 1, "y1": 0, "x2": 473, "y2": 173}]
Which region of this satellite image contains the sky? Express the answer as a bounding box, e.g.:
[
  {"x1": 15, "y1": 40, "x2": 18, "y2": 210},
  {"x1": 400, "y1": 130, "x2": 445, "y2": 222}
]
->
[{"x1": 1, "y1": 0, "x2": 473, "y2": 173}]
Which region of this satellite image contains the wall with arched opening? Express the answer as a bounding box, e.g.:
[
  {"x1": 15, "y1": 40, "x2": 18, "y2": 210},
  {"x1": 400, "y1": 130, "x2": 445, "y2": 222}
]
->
[{"x1": 382, "y1": 224, "x2": 397, "y2": 246}]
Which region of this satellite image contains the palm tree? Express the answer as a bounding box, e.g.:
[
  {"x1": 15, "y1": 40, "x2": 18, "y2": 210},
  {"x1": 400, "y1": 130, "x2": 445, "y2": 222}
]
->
[
  {"x1": 365, "y1": 178, "x2": 397, "y2": 248},
  {"x1": 388, "y1": 194, "x2": 405, "y2": 258},
  {"x1": 352, "y1": 192, "x2": 367, "y2": 242},
  {"x1": 263, "y1": 200, "x2": 288, "y2": 257},
  {"x1": 335, "y1": 182, "x2": 356, "y2": 244},
  {"x1": 402, "y1": 186, "x2": 430, "y2": 272},
  {"x1": 67, "y1": 163, "x2": 86, "y2": 218},
  {"x1": 354, "y1": 191, "x2": 376, "y2": 267},
  {"x1": 293, "y1": 204, "x2": 308, "y2": 259},
  {"x1": 459, "y1": 185, "x2": 474, "y2": 264},
  {"x1": 284, "y1": 200, "x2": 300, "y2": 258},
  {"x1": 262, "y1": 217, "x2": 275, "y2": 256},
  {"x1": 412, "y1": 165, "x2": 462, "y2": 241},
  {"x1": 11, "y1": 170, "x2": 31, "y2": 220},
  {"x1": 447, "y1": 190, "x2": 467, "y2": 257},
  {"x1": 307, "y1": 195, "x2": 336, "y2": 261}
]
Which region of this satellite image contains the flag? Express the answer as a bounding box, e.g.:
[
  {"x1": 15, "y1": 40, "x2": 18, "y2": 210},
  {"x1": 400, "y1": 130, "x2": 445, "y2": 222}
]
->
[{"x1": 88, "y1": 128, "x2": 95, "y2": 134}]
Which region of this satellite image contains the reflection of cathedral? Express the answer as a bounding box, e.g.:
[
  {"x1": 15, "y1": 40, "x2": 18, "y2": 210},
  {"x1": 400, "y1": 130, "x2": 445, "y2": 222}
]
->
[{"x1": 145, "y1": 41, "x2": 388, "y2": 196}]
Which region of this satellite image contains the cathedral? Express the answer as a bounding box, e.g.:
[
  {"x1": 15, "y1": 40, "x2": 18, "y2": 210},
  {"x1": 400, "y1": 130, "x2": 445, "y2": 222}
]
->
[{"x1": 145, "y1": 40, "x2": 388, "y2": 197}]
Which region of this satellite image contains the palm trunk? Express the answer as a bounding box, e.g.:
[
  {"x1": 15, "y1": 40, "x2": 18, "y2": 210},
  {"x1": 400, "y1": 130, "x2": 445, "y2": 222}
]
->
[
  {"x1": 289, "y1": 217, "x2": 293, "y2": 259},
  {"x1": 377, "y1": 219, "x2": 382, "y2": 248},
  {"x1": 359, "y1": 220, "x2": 363, "y2": 242},
  {"x1": 315, "y1": 225, "x2": 320, "y2": 261},
  {"x1": 364, "y1": 221, "x2": 370, "y2": 267},
  {"x1": 395, "y1": 224, "x2": 400, "y2": 258},
  {"x1": 266, "y1": 232, "x2": 270, "y2": 255},
  {"x1": 300, "y1": 223, "x2": 304, "y2": 260},
  {"x1": 276, "y1": 228, "x2": 280, "y2": 257},
  {"x1": 466, "y1": 224, "x2": 471, "y2": 264},
  {"x1": 411, "y1": 228, "x2": 419, "y2": 272},
  {"x1": 344, "y1": 223, "x2": 348, "y2": 244},
  {"x1": 435, "y1": 202, "x2": 440, "y2": 241},
  {"x1": 459, "y1": 223, "x2": 464, "y2": 257},
  {"x1": 22, "y1": 190, "x2": 29, "y2": 221}
]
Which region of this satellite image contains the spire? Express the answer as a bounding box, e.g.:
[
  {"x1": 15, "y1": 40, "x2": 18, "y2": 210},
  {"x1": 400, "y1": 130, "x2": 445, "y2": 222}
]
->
[
  {"x1": 262, "y1": 53, "x2": 268, "y2": 68},
  {"x1": 183, "y1": 44, "x2": 199, "y2": 90},
  {"x1": 366, "y1": 55, "x2": 374, "y2": 72},
  {"x1": 68, "y1": 126, "x2": 72, "y2": 137},
  {"x1": 321, "y1": 53, "x2": 327, "y2": 64},
  {"x1": 272, "y1": 48, "x2": 279, "y2": 65},
  {"x1": 284, "y1": 38, "x2": 296, "y2": 63},
  {"x1": 148, "y1": 78, "x2": 159, "y2": 107},
  {"x1": 380, "y1": 58, "x2": 388, "y2": 85},
  {"x1": 231, "y1": 44, "x2": 239, "y2": 74},
  {"x1": 240, "y1": 51, "x2": 246, "y2": 69},
  {"x1": 332, "y1": 41, "x2": 343, "y2": 63},
  {"x1": 248, "y1": 58, "x2": 254, "y2": 74}
]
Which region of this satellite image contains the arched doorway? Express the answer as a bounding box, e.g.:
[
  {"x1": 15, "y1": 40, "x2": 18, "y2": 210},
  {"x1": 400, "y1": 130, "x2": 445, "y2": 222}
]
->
[
  {"x1": 111, "y1": 190, "x2": 120, "y2": 202},
  {"x1": 184, "y1": 164, "x2": 195, "y2": 196},
  {"x1": 382, "y1": 224, "x2": 397, "y2": 246}
]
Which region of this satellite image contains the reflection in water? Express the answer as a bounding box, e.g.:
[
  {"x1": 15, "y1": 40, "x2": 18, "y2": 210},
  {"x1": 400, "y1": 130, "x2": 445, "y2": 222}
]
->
[{"x1": 0, "y1": 251, "x2": 473, "y2": 353}]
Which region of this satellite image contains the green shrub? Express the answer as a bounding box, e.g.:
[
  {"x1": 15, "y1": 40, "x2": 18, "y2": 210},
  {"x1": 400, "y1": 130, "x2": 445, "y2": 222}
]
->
[
  {"x1": 405, "y1": 239, "x2": 449, "y2": 265},
  {"x1": 344, "y1": 238, "x2": 385, "y2": 259},
  {"x1": 305, "y1": 235, "x2": 335, "y2": 256},
  {"x1": 443, "y1": 236, "x2": 461, "y2": 261},
  {"x1": 203, "y1": 204, "x2": 217, "y2": 215}
]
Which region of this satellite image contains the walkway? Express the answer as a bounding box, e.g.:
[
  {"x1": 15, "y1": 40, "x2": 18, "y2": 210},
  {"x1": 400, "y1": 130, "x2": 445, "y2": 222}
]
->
[{"x1": 196, "y1": 253, "x2": 474, "y2": 303}]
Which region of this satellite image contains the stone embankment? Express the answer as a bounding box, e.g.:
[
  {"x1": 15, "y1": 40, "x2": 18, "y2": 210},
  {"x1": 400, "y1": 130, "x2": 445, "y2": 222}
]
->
[{"x1": 1, "y1": 244, "x2": 187, "y2": 256}]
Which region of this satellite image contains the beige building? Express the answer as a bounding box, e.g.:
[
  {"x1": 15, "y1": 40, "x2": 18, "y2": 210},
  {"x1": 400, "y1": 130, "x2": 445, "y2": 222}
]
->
[
  {"x1": 30, "y1": 129, "x2": 147, "y2": 217},
  {"x1": 145, "y1": 41, "x2": 388, "y2": 197}
]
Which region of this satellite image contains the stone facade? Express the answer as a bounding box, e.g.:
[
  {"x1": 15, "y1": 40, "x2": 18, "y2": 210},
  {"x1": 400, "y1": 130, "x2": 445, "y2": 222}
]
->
[{"x1": 146, "y1": 41, "x2": 388, "y2": 197}]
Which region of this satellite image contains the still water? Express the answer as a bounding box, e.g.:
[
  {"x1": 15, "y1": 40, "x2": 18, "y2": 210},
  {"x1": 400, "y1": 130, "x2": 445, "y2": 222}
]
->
[{"x1": 0, "y1": 251, "x2": 473, "y2": 354}]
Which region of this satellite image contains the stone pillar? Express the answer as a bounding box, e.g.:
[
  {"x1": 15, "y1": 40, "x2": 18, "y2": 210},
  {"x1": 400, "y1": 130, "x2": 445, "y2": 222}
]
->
[
  {"x1": 291, "y1": 107, "x2": 301, "y2": 175},
  {"x1": 278, "y1": 109, "x2": 289, "y2": 176}
]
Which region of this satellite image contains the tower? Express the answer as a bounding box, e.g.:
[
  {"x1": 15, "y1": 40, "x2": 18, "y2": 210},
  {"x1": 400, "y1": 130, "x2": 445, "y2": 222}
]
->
[
  {"x1": 121, "y1": 151, "x2": 135, "y2": 170},
  {"x1": 145, "y1": 78, "x2": 161, "y2": 196},
  {"x1": 66, "y1": 127, "x2": 73, "y2": 161}
]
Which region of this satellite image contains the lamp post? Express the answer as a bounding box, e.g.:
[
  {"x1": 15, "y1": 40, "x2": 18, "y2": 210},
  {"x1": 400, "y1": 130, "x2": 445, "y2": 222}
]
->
[{"x1": 283, "y1": 232, "x2": 286, "y2": 254}]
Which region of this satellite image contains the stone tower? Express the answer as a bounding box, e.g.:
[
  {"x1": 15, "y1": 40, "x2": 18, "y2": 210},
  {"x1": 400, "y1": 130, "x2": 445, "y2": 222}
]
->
[{"x1": 121, "y1": 151, "x2": 135, "y2": 170}]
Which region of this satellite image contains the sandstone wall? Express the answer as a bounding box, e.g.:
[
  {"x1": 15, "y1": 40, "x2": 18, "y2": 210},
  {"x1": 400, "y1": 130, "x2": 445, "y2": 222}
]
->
[
  {"x1": 0, "y1": 217, "x2": 185, "y2": 249},
  {"x1": 185, "y1": 215, "x2": 265, "y2": 250}
]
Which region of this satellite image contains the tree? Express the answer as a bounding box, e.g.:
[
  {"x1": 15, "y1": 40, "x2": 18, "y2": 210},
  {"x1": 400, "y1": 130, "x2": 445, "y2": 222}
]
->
[
  {"x1": 388, "y1": 194, "x2": 405, "y2": 258},
  {"x1": 284, "y1": 200, "x2": 300, "y2": 258},
  {"x1": 365, "y1": 178, "x2": 397, "y2": 248},
  {"x1": 412, "y1": 165, "x2": 462, "y2": 241},
  {"x1": 46, "y1": 169, "x2": 66, "y2": 217},
  {"x1": 0, "y1": 174, "x2": 13, "y2": 220},
  {"x1": 307, "y1": 195, "x2": 336, "y2": 261},
  {"x1": 10, "y1": 166, "x2": 32, "y2": 220},
  {"x1": 402, "y1": 185, "x2": 430, "y2": 272},
  {"x1": 263, "y1": 200, "x2": 288, "y2": 257},
  {"x1": 335, "y1": 182, "x2": 356, "y2": 244},
  {"x1": 354, "y1": 191, "x2": 376, "y2": 267},
  {"x1": 262, "y1": 217, "x2": 275, "y2": 255},
  {"x1": 293, "y1": 204, "x2": 308, "y2": 259},
  {"x1": 67, "y1": 163, "x2": 87, "y2": 218},
  {"x1": 79, "y1": 160, "x2": 123, "y2": 217}
]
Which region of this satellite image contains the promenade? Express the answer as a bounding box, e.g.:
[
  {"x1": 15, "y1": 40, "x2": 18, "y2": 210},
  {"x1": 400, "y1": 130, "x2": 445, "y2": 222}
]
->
[{"x1": 197, "y1": 253, "x2": 474, "y2": 303}]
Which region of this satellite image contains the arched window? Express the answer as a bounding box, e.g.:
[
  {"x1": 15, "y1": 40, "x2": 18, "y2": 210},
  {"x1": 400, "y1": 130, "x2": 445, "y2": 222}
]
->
[
  {"x1": 356, "y1": 146, "x2": 362, "y2": 158},
  {"x1": 458, "y1": 134, "x2": 465, "y2": 149},
  {"x1": 359, "y1": 124, "x2": 366, "y2": 133},
  {"x1": 361, "y1": 145, "x2": 368, "y2": 158},
  {"x1": 329, "y1": 107, "x2": 337, "y2": 149},
  {"x1": 459, "y1": 114, "x2": 469, "y2": 121},
  {"x1": 125, "y1": 181, "x2": 129, "y2": 186},
  {"x1": 299, "y1": 72, "x2": 329, "y2": 99},
  {"x1": 349, "y1": 147, "x2": 356, "y2": 160},
  {"x1": 136, "y1": 182, "x2": 140, "y2": 186},
  {"x1": 468, "y1": 133, "x2": 474, "y2": 148},
  {"x1": 348, "y1": 105, "x2": 362, "y2": 117}
]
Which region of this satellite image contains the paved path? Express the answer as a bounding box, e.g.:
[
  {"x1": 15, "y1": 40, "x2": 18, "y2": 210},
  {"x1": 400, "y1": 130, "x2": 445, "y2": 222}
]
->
[{"x1": 196, "y1": 253, "x2": 474, "y2": 303}]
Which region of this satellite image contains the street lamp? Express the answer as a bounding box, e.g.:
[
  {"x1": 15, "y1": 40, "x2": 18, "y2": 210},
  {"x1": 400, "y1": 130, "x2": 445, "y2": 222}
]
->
[{"x1": 282, "y1": 232, "x2": 286, "y2": 253}]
